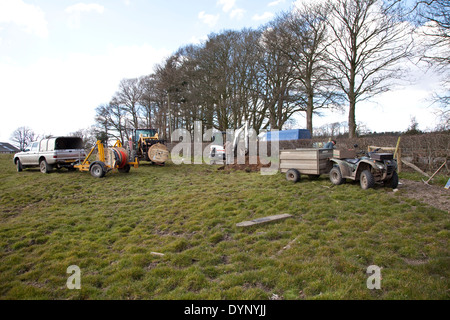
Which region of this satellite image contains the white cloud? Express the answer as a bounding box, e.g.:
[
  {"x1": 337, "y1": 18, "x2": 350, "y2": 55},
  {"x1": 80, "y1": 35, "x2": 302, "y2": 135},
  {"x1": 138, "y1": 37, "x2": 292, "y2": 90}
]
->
[
  {"x1": 198, "y1": 11, "x2": 220, "y2": 27},
  {"x1": 218, "y1": 0, "x2": 236, "y2": 13},
  {"x1": 0, "y1": 0, "x2": 48, "y2": 38},
  {"x1": 0, "y1": 44, "x2": 171, "y2": 141},
  {"x1": 217, "y1": 0, "x2": 245, "y2": 20},
  {"x1": 65, "y1": 3, "x2": 105, "y2": 29},
  {"x1": 230, "y1": 8, "x2": 245, "y2": 20},
  {"x1": 252, "y1": 12, "x2": 274, "y2": 21},
  {"x1": 268, "y1": 0, "x2": 285, "y2": 7},
  {"x1": 65, "y1": 3, "x2": 105, "y2": 14}
]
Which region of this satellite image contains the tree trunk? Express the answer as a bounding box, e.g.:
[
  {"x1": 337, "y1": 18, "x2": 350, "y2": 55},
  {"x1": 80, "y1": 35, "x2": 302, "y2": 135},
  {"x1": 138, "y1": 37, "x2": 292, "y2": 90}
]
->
[
  {"x1": 306, "y1": 93, "x2": 314, "y2": 134},
  {"x1": 348, "y1": 99, "x2": 357, "y2": 138}
]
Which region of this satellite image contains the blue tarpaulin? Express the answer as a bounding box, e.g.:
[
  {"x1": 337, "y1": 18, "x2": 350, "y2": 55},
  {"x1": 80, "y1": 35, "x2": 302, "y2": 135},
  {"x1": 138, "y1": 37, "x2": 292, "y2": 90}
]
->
[{"x1": 263, "y1": 129, "x2": 311, "y2": 141}]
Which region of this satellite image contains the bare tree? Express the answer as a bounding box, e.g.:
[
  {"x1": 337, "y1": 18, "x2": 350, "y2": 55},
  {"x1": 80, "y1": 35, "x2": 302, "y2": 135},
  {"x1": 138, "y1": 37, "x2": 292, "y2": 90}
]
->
[
  {"x1": 413, "y1": 0, "x2": 449, "y2": 128},
  {"x1": 113, "y1": 77, "x2": 146, "y2": 130},
  {"x1": 10, "y1": 126, "x2": 36, "y2": 151},
  {"x1": 94, "y1": 102, "x2": 129, "y2": 145},
  {"x1": 325, "y1": 0, "x2": 413, "y2": 138},
  {"x1": 154, "y1": 55, "x2": 189, "y2": 139},
  {"x1": 276, "y1": 3, "x2": 343, "y2": 133},
  {"x1": 414, "y1": 0, "x2": 450, "y2": 67},
  {"x1": 258, "y1": 24, "x2": 299, "y2": 130},
  {"x1": 140, "y1": 74, "x2": 159, "y2": 129}
]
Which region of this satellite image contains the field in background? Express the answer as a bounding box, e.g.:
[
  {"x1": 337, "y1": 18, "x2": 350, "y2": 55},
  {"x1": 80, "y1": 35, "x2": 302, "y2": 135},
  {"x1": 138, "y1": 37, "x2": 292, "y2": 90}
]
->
[{"x1": 0, "y1": 154, "x2": 448, "y2": 299}]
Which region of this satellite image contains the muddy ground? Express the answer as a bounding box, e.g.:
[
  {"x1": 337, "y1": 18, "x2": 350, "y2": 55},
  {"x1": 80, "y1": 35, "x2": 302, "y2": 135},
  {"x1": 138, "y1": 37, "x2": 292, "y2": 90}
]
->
[
  {"x1": 397, "y1": 179, "x2": 449, "y2": 212},
  {"x1": 219, "y1": 156, "x2": 271, "y2": 172}
]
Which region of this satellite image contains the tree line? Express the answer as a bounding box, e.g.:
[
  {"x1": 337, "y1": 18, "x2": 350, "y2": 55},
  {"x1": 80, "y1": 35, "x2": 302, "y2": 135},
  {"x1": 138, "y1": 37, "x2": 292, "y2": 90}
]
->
[
  {"x1": 93, "y1": 0, "x2": 448, "y2": 145},
  {"x1": 9, "y1": 1, "x2": 448, "y2": 149}
]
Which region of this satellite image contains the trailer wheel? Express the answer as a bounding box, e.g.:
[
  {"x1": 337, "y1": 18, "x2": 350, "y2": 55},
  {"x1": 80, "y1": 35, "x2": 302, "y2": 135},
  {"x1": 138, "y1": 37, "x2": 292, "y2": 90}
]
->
[
  {"x1": 90, "y1": 163, "x2": 106, "y2": 178},
  {"x1": 40, "y1": 159, "x2": 52, "y2": 174},
  {"x1": 118, "y1": 164, "x2": 131, "y2": 173},
  {"x1": 286, "y1": 169, "x2": 301, "y2": 183},
  {"x1": 16, "y1": 159, "x2": 23, "y2": 172},
  {"x1": 330, "y1": 167, "x2": 345, "y2": 185},
  {"x1": 360, "y1": 170, "x2": 375, "y2": 190}
]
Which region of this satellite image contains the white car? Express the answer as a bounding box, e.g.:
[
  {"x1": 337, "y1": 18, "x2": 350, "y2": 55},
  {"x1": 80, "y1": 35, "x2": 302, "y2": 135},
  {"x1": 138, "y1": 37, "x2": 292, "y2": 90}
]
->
[{"x1": 13, "y1": 137, "x2": 86, "y2": 173}]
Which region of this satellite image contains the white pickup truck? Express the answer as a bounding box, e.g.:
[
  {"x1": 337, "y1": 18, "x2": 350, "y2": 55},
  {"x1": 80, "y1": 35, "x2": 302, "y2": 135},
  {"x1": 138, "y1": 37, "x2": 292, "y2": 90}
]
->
[{"x1": 13, "y1": 137, "x2": 86, "y2": 173}]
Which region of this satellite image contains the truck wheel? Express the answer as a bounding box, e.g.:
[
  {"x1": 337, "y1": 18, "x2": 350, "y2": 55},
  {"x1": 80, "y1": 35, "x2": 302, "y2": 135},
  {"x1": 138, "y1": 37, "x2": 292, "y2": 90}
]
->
[
  {"x1": 286, "y1": 169, "x2": 300, "y2": 183},
  {"x1": 330, "y1": 167, "x2": 345, "y2": 185},
  {"x1": 360, "y1": 170, "x2": 375, "y2": 190},
  {"x1": 16, "y1": 159, "x2": 23, "y2": 172},
  {"x1": 40, "y1": 159, "x2": 52, "y2": 174},
  {"x1": 385, "y1": 171, "x2": 399, "y2": 189},
  {"x1": 90, "y1": 163, "x2": 106, "y2": 178}
]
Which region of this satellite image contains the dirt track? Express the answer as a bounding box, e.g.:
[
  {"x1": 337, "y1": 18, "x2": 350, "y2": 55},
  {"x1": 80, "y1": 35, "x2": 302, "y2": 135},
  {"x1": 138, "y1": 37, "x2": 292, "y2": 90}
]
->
[{"x1": 396, "y1": 179, "x2": 449, "y2": 212}]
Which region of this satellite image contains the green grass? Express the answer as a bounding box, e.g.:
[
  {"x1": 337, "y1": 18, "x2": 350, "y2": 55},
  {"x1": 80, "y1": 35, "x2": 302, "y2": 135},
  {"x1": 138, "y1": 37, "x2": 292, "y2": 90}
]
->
[{"x1": 0, "y1": 154, "x2": 448, "y2": 300}]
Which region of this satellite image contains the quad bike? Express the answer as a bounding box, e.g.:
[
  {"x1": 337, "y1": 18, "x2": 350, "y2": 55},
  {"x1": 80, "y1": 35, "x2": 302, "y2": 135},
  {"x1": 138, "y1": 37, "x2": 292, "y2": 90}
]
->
[{"x1": 329, "y1": 146, "x2": 399, "y2": 190}]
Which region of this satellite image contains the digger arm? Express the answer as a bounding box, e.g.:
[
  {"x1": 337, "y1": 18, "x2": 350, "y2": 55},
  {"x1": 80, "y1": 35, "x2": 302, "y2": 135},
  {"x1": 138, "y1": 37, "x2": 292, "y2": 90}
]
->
[{"x1": 232, "y1": 121, "x2": 249, "y2": 153}]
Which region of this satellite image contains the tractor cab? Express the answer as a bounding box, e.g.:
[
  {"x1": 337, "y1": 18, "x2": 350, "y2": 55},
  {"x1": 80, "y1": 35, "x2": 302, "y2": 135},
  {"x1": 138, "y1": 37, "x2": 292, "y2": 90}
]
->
[{"x1": 133, "y1": 129, "x2": 158, "y2": 150}]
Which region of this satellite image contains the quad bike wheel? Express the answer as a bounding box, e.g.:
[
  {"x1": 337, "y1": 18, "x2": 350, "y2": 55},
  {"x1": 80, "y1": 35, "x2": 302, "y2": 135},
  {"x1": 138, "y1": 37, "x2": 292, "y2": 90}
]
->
[
  {"x1": 385, "y1": 171, "x2": 399, "y2": 189},
  {"x1": 360, "y1": 170, "x2": 375, "y2": 190},
  {"x1": 330, "y1": 167, "x2": 345, "y2": 185}
]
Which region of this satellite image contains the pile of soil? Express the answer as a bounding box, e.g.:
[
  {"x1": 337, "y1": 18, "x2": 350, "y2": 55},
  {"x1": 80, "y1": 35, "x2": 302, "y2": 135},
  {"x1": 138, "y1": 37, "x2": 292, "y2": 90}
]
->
[
  {"x1": 218, "y1": 156, "x2": 271, "y2": 172},
  {"x1": 397, "y1": 179, "x2": 449, "y2": 212}
]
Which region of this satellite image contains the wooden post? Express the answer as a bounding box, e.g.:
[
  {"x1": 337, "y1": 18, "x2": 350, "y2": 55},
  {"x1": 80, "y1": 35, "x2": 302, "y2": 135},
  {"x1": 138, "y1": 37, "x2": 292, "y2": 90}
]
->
[
  {"x1": 401, "y1": 159, "x2": 430, "y2": 177},
  {"x1": 394, "y1": 136, "x2": 401, "y2": 159},
  {"x1": 236, "y1": 214, "x2": 293, "y2": 227},
  {"x1": 424, "y1": 160, "x2": 447, "y2": 185},
  {"x1": 398, "y1": 148, "x2": 402, "y2": 173}
]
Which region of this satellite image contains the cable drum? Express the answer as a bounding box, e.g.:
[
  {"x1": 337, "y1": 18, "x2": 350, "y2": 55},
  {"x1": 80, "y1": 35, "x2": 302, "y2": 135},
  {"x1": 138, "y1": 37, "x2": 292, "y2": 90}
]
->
[
  {"x1": 110, "y1": 147, "x2": 129, "y2": 168},
  {"x1": 148, "y1": 143, "x2": 169, "y2": 165}
]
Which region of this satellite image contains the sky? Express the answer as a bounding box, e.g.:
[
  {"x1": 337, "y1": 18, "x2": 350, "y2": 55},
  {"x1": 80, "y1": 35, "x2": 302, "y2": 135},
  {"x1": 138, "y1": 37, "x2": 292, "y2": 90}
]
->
[{"x1": 0, "y1": 0, "x2": 444, "y2": 144}]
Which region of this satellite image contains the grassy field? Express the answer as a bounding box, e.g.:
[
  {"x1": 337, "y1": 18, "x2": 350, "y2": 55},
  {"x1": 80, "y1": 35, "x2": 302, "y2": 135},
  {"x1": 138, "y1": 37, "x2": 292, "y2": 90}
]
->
[{"x1": 0, "y1": 154, "x2": 448, "y2": 300}]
